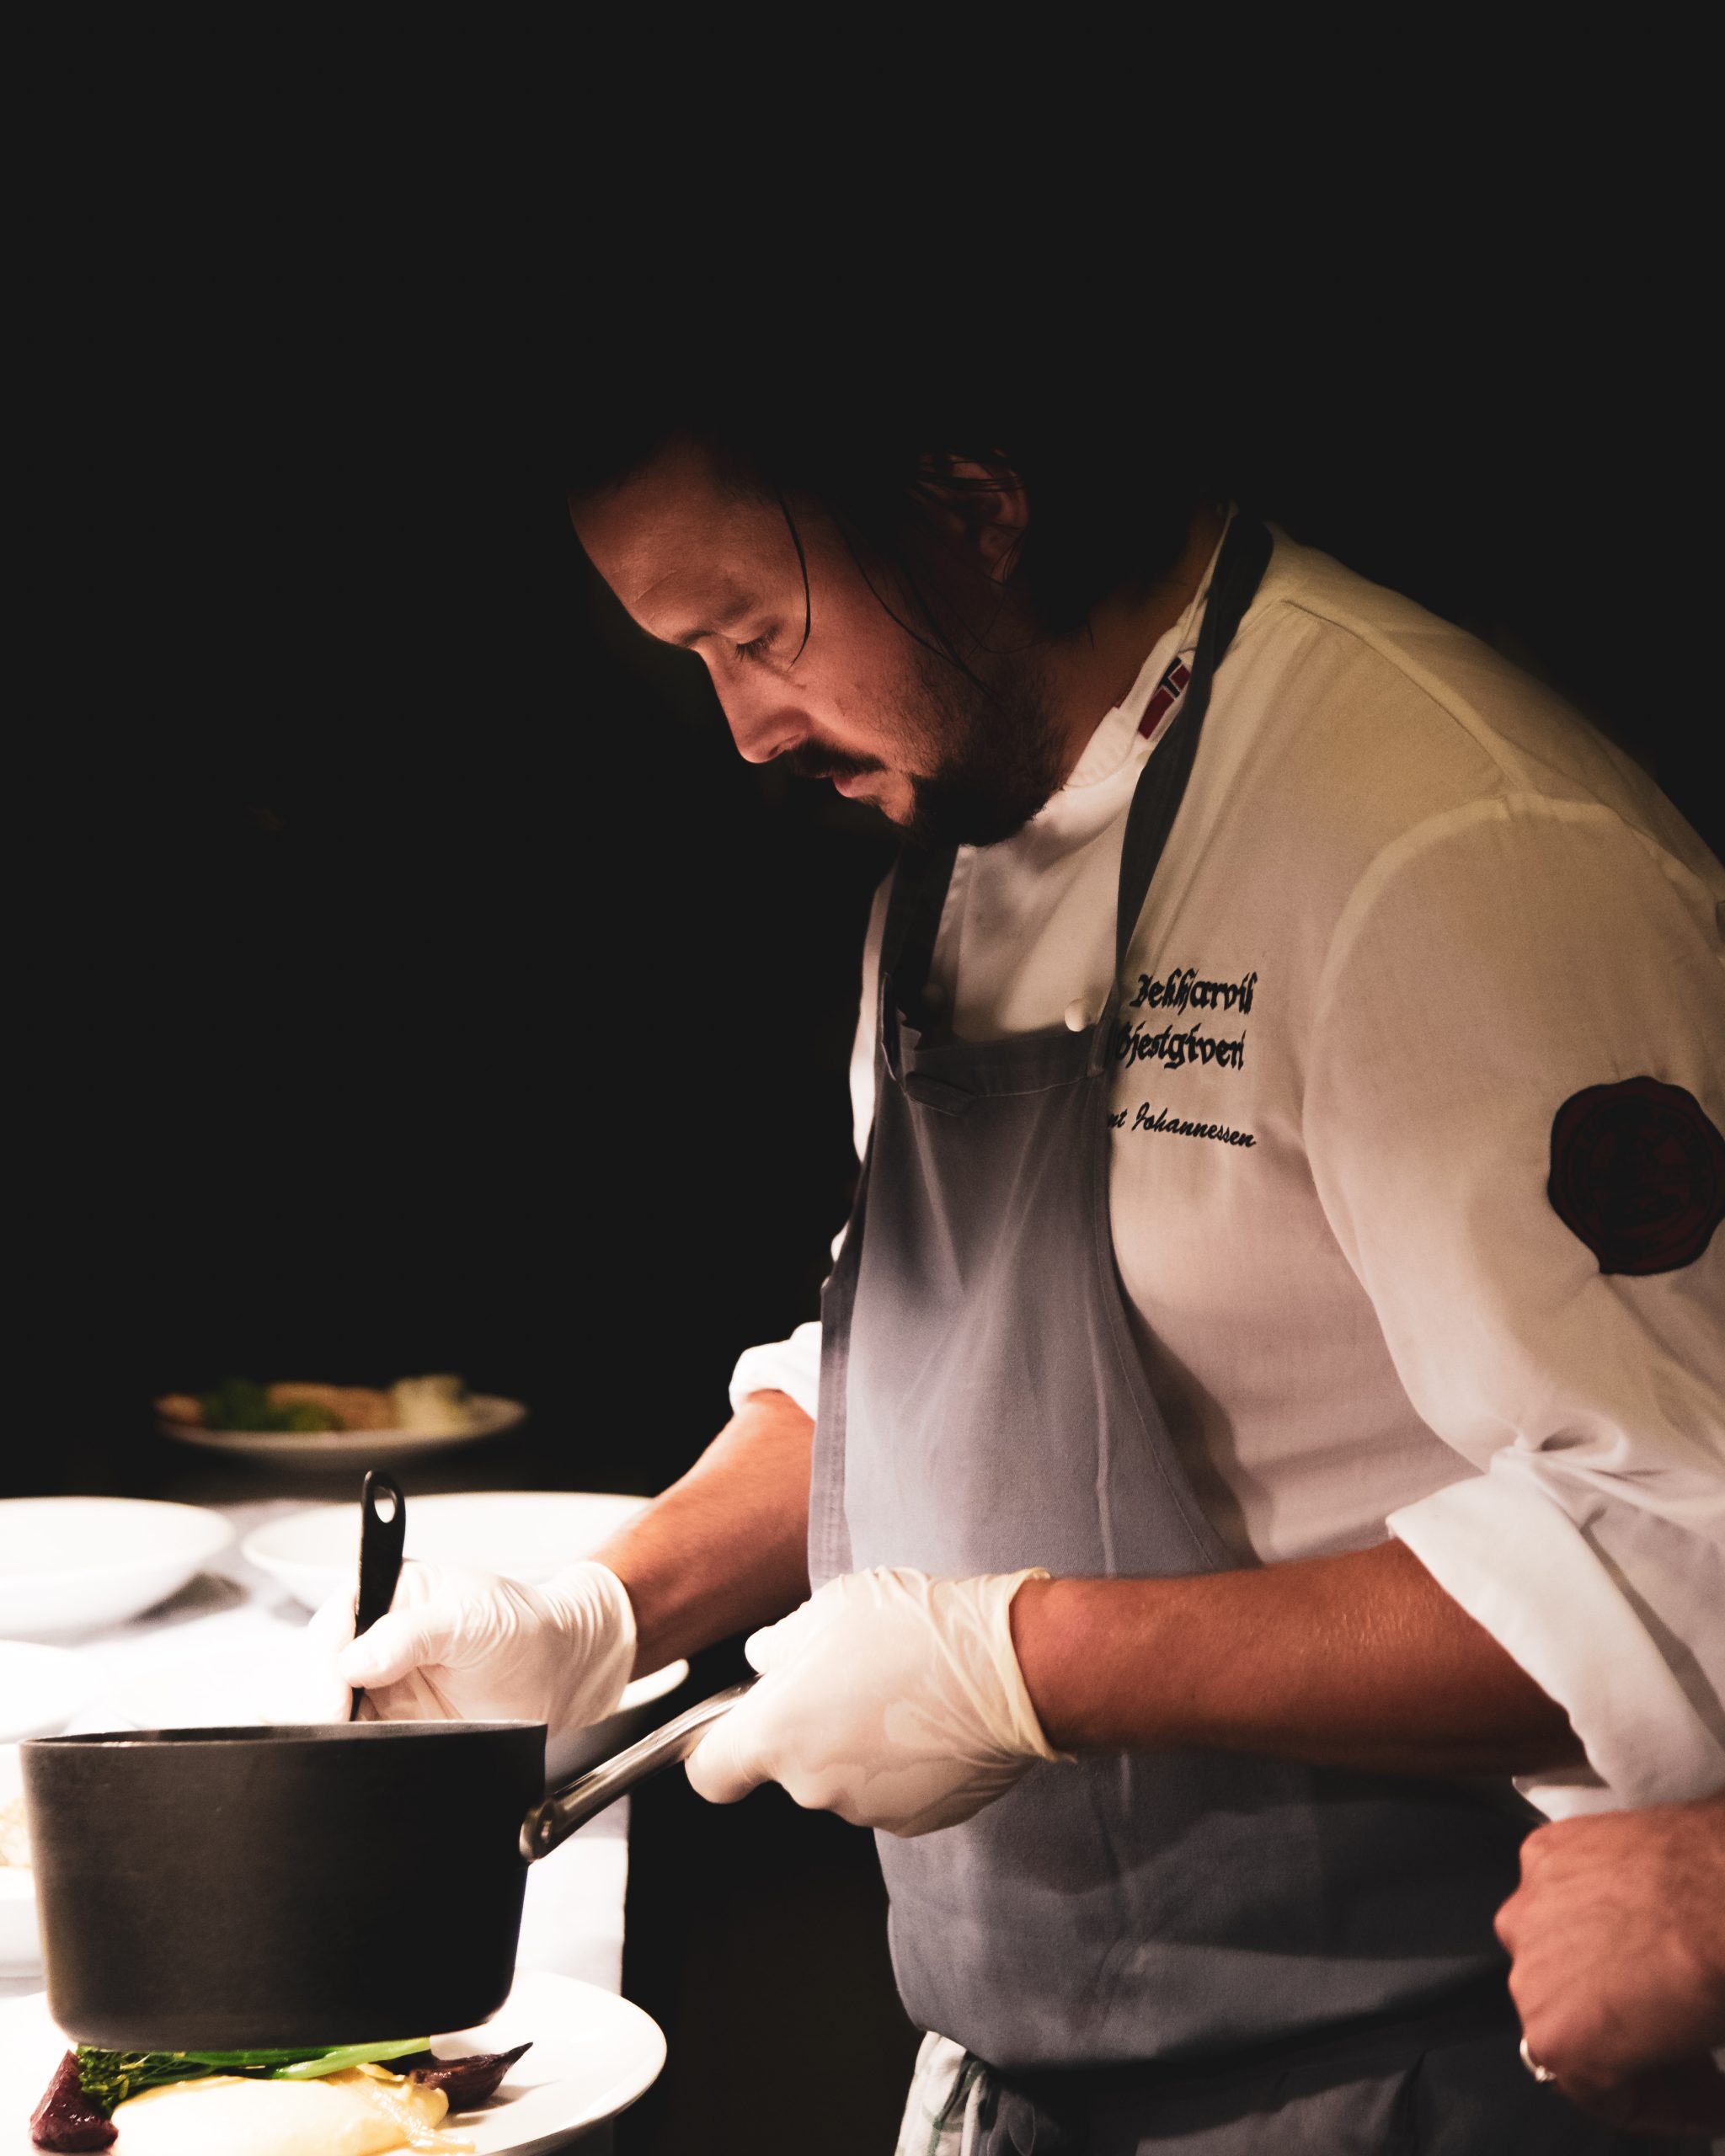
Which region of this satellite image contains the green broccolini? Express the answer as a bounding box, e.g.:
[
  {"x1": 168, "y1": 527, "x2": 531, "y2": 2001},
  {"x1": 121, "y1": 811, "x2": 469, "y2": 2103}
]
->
[{"x1": 75, "y1": 2037, "x2": 428, "y2": 2116}]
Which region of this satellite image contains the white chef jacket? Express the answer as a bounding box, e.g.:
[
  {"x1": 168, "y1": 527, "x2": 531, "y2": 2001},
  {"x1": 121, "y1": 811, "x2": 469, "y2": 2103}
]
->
[{"x1": 731, "y1": 520, "x2": 1725, "y2": 1819}]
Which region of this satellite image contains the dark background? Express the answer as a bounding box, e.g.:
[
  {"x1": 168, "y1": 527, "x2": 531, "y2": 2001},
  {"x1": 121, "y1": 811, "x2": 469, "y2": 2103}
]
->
[
  {"x1": 24, "y1": 243, "x2": 1714, "y2": 1489},
  {"x1": 15, "y1": 210, "x2": 1713, "y2": 2154}
]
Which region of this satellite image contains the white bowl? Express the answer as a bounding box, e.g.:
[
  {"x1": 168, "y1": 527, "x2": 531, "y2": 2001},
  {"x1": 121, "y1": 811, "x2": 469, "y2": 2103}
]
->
[
  {"x1": 0, "y1": 1499, "x2": 234, "y2": 1641},
  {"x1": 0, "y1": 1746, "x2": 40, "y2": 1976},
  {"x1": 243, "y1": 1490, "x2": 651, "y2": 1613}
]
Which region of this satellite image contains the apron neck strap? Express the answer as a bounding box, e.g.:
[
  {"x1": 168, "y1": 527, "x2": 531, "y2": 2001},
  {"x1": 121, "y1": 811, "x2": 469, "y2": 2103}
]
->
[
  {"x1": 880, "y1": 832, "x2": 957, "y2": 1008},
  {"x1": 1114, "y1": 515, "x2": 1273, "y2": 977}
]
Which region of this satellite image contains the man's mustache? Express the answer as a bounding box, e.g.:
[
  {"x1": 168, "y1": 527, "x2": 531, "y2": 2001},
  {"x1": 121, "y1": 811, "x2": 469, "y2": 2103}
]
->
[{"x1": 782, "y1": 744, "x2": 887, "y2": 783}]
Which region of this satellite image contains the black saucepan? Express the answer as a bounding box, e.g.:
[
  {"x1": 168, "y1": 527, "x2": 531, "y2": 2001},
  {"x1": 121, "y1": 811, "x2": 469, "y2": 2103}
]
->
[
  {"x1": 22, "y1": 1688, "x2": 745, "y2": 2048},
  {"x1": 20, "y1": 1475, "x2": 746, "y2": 2047}
]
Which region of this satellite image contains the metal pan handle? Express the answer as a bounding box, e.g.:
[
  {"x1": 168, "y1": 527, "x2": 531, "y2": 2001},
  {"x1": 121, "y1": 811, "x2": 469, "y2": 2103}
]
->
[{"x1": 518, "y1": 1680, "x2": 754, "y2": 1862}]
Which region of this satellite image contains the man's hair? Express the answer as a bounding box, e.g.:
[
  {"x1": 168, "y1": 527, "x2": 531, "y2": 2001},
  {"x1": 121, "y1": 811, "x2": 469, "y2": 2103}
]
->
[{"x1": 562, "y1": 330, "x2": 1218, "y2": 676}]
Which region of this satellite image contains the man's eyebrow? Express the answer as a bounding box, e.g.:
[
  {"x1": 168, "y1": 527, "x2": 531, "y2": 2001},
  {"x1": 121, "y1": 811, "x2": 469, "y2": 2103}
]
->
[{"x1": 666, "y1": 593, "x2": 756, "y2": 648}]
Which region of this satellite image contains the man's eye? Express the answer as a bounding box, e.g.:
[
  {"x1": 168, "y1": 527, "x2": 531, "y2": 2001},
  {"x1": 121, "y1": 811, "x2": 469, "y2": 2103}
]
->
[{"x1": 734, "y1": 628, "x2": 777, "y2": 664}]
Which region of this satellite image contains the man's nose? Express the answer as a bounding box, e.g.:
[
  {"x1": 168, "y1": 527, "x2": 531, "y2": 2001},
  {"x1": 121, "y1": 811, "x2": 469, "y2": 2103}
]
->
[{"x1": 716, "y1": 681, "x2": 809, "y2": 766}]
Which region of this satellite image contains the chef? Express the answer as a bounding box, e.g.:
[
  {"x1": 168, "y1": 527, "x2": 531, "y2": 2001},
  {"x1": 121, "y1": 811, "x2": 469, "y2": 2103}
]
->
[{"x1": 326, "y1": 398, "x2": 1725, "y2": 2152}]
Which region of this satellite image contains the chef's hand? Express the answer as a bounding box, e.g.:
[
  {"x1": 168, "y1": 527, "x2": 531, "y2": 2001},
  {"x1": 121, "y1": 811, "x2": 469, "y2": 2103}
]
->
[
  {"x1": 1494, "y1": 1796, "x2": 1725, "y2": 2134},
  {"x1": 685, "y1": 1566, "x2": 1064, "y2": 1836},
  {"x1": 311, "y1": 1558, "x2": 637, "y2": 1738}
]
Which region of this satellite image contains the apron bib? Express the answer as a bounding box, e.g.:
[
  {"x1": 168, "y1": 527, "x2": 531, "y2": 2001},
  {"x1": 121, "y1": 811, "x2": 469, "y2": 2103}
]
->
[{"x1": 809, "y1": 518, "x2": 1535, "y2": 2074}]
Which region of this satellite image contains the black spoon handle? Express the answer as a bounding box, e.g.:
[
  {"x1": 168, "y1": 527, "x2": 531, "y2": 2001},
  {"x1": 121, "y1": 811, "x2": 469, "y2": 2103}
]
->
[{"x1": 348, "y1": 1469, "x2": 408, "y2": 1721}]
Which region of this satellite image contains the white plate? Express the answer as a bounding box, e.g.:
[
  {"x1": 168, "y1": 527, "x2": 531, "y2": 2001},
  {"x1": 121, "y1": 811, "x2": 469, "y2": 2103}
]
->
[
  {"x1": 0, "y1": 1872, "x2": 35, "y2": 1980},
  {"x1": 0, "y1": 1501, "x2": 234, "y2": 1642},
  {"x1": 243, "y1": 1491, "x2": 650, "y2": 1612},
  {"x1": 160, "y1": 1393, "x2": 527, "y2": 1470},
  {"x1": 0, "y1": 1965, "x2": 665, "y2": 2153},
  {"x1": 0, "y1": 1647, "x2": 87, "y2": 1745},
  {"x1": 80, "y1": 1634, "x2": 354, "y2": 1733},
  {"x1": 0, "y1": 1748, "x2": 40, "y2": 1977},
  {"x1": 75, "y1": 1634, "x2": 689, "y2": 1776}
]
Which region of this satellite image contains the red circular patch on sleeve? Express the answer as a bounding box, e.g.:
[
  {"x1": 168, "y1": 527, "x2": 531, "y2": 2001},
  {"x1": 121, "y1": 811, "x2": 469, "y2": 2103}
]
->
[{"x1": 1547, "y1": 1075, "x2": 1725, "y2": 1275}]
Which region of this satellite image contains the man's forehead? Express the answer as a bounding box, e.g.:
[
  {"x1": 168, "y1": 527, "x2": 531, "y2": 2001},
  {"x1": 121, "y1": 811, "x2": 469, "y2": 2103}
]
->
[{"x1": 574, "y1": 439, "x2": 780, "y2": 632}]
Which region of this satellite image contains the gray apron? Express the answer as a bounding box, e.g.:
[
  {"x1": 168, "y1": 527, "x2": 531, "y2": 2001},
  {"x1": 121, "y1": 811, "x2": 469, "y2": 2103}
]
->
[{"x1": 809, "y1": 518, "x2": 1704, "y2": 2151}]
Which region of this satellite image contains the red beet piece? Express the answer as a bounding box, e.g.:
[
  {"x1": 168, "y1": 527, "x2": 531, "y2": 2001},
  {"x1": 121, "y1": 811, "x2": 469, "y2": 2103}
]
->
[
  {"x1": 406, "y1": 2041, "x2": 531, "y2": 2107},
  {"x1": 29, "y1": 2052, "x2": 115, "y2": 2151}
]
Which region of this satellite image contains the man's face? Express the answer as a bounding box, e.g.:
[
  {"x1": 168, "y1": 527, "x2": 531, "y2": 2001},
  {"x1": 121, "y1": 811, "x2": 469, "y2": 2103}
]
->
[{"x1": 571, "y1": 440, "x2": 1065, "y2": 846}]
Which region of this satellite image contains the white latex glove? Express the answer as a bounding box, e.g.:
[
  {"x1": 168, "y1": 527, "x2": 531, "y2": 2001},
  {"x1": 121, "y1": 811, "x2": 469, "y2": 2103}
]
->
[
  {"x1": 686, "y1": 1566, "x2": 1064, "y2": 1837},
  {"x1": 310, "y1": 1557, "x2": 637, "y2": 1738}
]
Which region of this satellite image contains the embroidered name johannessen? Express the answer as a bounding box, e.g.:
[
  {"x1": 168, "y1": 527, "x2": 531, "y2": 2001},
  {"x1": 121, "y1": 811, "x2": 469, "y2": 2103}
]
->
[
  {"x1": 1132, "y1": 1102, "x2": 1255, "y2": 1147},
  {"x1": 1114, "y1": 1019, "x2": 1245, "y2": 1071},
  {"x1": 1130, "y1": 965, "x2": 1258, "y2": 1015}
]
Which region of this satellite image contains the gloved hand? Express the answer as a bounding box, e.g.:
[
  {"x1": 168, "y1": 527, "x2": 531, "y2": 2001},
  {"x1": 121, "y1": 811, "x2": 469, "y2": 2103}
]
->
[
  {"x1": 686, "y1": 1566, "x2": 1064, "y2": 1837},
  {"x1": 311, "y1": 1557, "x2": 638, "y2": 1737}
]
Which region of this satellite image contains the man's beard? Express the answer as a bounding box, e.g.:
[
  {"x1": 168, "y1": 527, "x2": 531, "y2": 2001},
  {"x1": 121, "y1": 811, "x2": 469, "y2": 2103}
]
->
[{"x1": 788, "y1": 641, "x2": 1068, "y2": 850}]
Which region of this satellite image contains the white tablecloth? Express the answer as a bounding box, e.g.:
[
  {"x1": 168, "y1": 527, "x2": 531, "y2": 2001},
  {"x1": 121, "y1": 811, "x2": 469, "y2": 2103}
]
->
[{"x1": 4, "y1": 1501, "x2": 631, "y2": 2148}]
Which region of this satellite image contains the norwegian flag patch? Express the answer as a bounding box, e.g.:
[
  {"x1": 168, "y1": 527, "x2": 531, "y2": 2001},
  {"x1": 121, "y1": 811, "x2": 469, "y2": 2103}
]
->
[{"x1": 1139, "y1": 659, "x2": 1192, "y2": 740}]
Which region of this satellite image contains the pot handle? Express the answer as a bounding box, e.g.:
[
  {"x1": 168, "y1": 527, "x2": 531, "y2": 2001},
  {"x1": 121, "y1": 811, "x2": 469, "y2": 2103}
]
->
[{"x1": 518, "y1": 1680, "x2": 754, "y2": 1862}]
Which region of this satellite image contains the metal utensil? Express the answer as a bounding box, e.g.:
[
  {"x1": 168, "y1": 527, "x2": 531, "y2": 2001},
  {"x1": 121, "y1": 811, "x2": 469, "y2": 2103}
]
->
[
  {"x1": 348, "y1": 1469, "x2": 407, "y2": 1721},
  {"x1": 519, "y1": 1680, "x2": 749, "y2": 1858}
]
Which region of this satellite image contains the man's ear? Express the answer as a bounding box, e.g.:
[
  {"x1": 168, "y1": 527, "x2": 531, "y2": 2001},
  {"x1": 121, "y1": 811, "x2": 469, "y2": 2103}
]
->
[{"x1": 913, "y1": 455, "x2": 1030, "y2": 584}]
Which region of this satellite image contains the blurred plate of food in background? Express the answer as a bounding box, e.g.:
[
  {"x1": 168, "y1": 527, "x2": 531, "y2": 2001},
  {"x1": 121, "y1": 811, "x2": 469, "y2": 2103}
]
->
[
  {"x1": 0, "y1": 1499, "x2": 234, "y2": 1641},
  {"x1": 156, "y1": 1374, "x2": 526, "y2": 1469}
]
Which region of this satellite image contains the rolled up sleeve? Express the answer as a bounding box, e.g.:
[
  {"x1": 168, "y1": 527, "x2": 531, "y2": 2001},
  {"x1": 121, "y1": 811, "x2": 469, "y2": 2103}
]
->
[
  {"x1": 1305, "y1": 794, "x2": 1725, "y2": 1815},
  {"x1": 729, "y1": 1320, "x2": 825, "y2": 1421}
]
